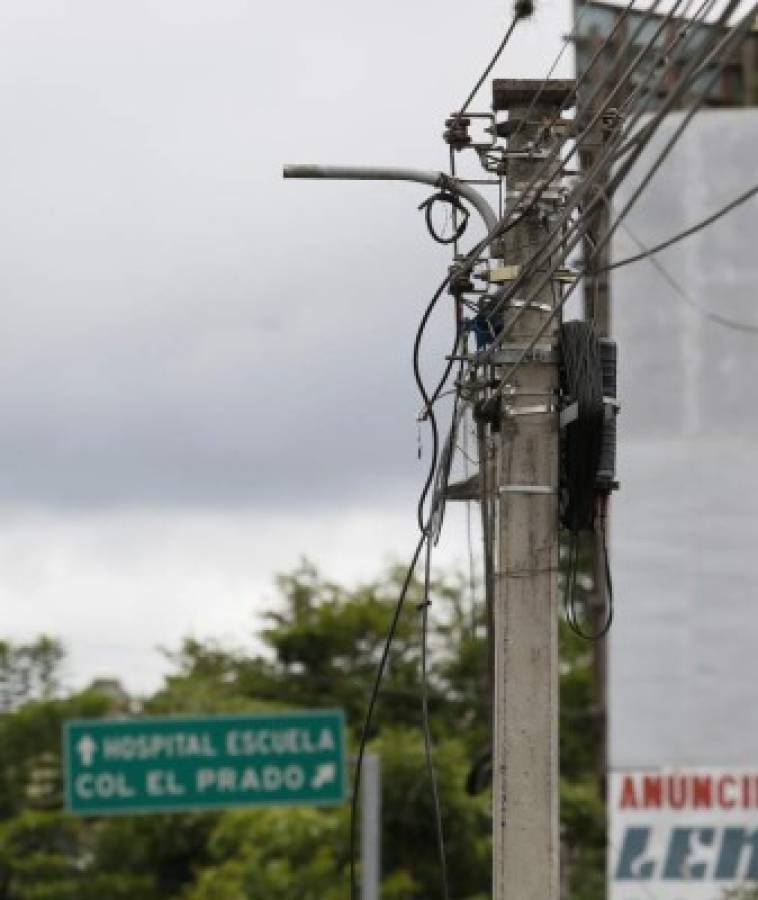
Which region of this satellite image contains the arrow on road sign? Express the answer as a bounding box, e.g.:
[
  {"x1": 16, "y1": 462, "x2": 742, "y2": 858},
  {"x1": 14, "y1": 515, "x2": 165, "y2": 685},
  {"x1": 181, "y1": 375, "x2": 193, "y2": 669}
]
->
[{"x1": 76, "y1": 735, "x2": 97, "y2": 767}]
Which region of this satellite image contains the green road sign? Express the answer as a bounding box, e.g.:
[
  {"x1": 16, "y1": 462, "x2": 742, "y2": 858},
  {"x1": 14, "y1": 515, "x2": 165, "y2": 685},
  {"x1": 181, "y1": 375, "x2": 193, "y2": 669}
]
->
[{"x1": 63, "y1": 709, "x2": 346, "y2": 816}]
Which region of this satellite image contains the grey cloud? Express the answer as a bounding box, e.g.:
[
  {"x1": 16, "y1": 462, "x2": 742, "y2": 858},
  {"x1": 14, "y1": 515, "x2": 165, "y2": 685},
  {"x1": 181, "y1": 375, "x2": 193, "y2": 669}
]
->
[{"x1": 0, "y1": 0, "x2": 568, "y2": 511}]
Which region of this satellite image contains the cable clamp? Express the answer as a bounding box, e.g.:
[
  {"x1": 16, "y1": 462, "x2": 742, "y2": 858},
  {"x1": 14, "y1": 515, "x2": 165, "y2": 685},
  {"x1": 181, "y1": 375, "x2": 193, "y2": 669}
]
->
[
  {"x1": 508, "y1": 299, "x2": 552, "y2": 313},
  {"x1": 499, "y1": 484, "x2": 557, "y2": 495},
  {"x1": 504, "y1": 403, "x2": 556, "y2": 417},
  {"x1": 508, "y1": 186, "x2": 566, "y2": 203},
  {"x1": 503, "y1": 149, "x2": 551, "y2": 160},
  {"x1": 491, "y1": 343, "x2": 557, "y2": 365},
  {"x1": 502, "y1": 385, "x2": 556, "y2": 397}
]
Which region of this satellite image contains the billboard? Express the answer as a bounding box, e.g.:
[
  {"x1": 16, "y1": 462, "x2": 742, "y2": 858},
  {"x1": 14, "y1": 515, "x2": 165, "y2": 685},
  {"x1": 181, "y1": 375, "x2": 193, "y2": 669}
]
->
[
  {"x1": 611, "y1": 768, "x2": 758, "y2": 899},
  {"x1": 610, "y1": 110, "x2": 758, "y2": 772}
]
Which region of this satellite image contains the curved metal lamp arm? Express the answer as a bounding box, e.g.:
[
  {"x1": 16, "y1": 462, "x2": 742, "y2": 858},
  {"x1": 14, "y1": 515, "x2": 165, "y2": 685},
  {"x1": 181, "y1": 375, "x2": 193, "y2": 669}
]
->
[{"x1": 283, "y1": 164, "x2": 499, "y2": 246}]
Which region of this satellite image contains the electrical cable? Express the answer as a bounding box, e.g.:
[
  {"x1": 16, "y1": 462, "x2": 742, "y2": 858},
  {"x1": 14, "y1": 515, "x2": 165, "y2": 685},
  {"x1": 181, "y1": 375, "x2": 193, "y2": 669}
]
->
[
  {"x1": 618, "y1": 218, "x2": 758, "y2": 335},
  {"x1": 372, "y1": 6, "x2": 751, "y2": 883},
  {"x1": 413, "y1": 287, "x2": 460, "y2": 532},
  {"x1": 349, "y1": 530, "x2": 427, "y2": 900},
  {"x1": 560, "y1": 322, "x2": 604, "y2": 533},
  {"x1": 345, "y1": 0, "x2": 689, "y2": 890},
  {"x1": 419, "y1": 191, "x2": 470, "y2": 245},
  {"x1": 419, "y1": 536, "x2": 450, "y2": 900},
  {"x1": 604, "y1": 182, "x2": 758, "y2": 273},
  {"x1": 456, "y1": 8, "x2": 526, "y2": 121},
  {"x1": 508, "y1": 0, "x2": 639, "y2": 149},
  {"x1": 559, "y1": 322, "x2": 614, "y2": 640},
  {"x1": 459, "y1": 0, "x2": 691, "y2": 363},
  {"x1": 430, "y1": 0, "x2": 672, "y2": 311},
  {"x1": 472, "y1": 0, "x2": 753, "y2": 391},
  {"x1": 350, "y1": 4, "x2": 747, "y2": 891},
  {"x1": 471, "y1": 0, "x2": 700, "y2": 352}
]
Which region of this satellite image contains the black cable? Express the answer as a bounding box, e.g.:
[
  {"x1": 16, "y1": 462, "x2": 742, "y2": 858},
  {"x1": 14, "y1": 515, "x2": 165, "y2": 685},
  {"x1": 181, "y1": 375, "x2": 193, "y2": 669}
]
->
[
  {"x1": 560, "y1": 321, "x2": 604, "y2": 533},
  {"x1": 603, "y1": 182, "x2": 758, "y2": 273},
  {"x1": 563, "y1": 529, "x2": 613, "y2": 641},
  {"x1": 558, "y1": 322, "x2": 614, "y2": 641},
  {"x1": 413, "y1": 284, "x2": 450, "y2": 533},
  {"x1": 419, "y1": 537, "x2": 450, "y2": 900},
  {"x1": 466, "y1": 0, "x2": 692, "y2": 361},
  {"x1": 349, "y1": 530, "x2": 427, "y2": 900},
  {"x1": 619, "y1": 217, "x2": 758, "y2": 335},
  {"x1": 456, "y1": 11, "x2": 523, "y2": 120},
  {"x1": 476, "y1": 0, "x2": 754, "y2": 391},
  {"x1": 419, "y1": 191, "x2": 470, "y2": 245},
  {"x1": 600, "y1": 512, "x2": 614, "y2": 637}
]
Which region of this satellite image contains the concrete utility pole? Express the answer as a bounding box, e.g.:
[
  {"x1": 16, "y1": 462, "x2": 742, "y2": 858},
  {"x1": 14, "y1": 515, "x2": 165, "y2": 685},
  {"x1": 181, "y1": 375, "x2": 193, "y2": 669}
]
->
[{"x1": 490, "y1": 79, "x2": 573, "y2": 900}]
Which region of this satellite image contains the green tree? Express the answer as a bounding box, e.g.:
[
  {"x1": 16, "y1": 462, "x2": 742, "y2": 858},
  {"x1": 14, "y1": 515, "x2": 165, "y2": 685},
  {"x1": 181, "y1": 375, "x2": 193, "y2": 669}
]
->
[
  {"x1": 0, "y1": 559, "x2": 604, "y2": 899},
  {"x1": 0, "y1": 638, "x2": 65, "y2": 713}
]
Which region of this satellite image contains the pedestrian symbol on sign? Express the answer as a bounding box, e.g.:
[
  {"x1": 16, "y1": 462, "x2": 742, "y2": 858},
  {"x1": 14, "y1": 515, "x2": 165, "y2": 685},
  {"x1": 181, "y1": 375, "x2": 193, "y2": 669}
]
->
[{"x1": 76, "y1": 735, "x2": 97, "y2": 767}]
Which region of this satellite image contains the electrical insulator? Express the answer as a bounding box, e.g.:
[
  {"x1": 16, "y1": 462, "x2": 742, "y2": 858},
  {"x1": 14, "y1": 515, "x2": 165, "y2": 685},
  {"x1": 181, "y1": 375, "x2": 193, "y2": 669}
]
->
[{"x1": 443, "y1": 115, "x2": 472, "y2": 151}]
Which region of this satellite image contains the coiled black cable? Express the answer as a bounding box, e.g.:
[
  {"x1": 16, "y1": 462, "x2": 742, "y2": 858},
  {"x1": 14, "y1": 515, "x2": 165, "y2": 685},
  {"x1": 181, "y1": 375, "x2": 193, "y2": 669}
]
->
[
  {"x1": 418, "y1": 191, "x2": 470, "y2": 245},
  {"x1": 560, "y1": 321, "x2": 613, "y2": 640}
]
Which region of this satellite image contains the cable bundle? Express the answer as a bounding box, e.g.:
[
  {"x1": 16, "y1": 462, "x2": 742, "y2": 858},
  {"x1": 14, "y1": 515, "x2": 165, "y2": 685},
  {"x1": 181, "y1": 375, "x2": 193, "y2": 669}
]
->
[
  {"x1": 560, "y1": 321, "x2": 614, "y2": 640},
  {"x1": 560, "y1": 321, "x2": 604, "y2": 533}
]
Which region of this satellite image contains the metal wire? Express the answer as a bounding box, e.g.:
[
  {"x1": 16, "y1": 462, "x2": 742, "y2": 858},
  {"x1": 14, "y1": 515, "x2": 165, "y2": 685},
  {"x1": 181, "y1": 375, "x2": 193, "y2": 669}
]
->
[
  {"x1": 605, "y1": 183, "x2": 758, "y2": 273},
  {"x1": 457, "y1": 13, "x2": 522, "y2": 119},
  {"x1": 484, "y1": 0, "x2": 755, "y2": 395},
  {"x1": 419, "y1": 536, "x2": 450, "y2": 900},
  {"x1": 619, "y1": 218, "x2": 758, "y2": 335},
  {"x1": 349, "y1": 530, "x2": 427, "y2": 900},
  {"x1": 469, "y1": 0, "x2": 745, "y2": 382}
]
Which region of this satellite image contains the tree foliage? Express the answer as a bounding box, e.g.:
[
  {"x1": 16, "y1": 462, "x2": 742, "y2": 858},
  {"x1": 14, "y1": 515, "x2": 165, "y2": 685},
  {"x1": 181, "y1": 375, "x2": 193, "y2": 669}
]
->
[{"x1": 0, "y1": 560, "x2": 603, "y2": 899}]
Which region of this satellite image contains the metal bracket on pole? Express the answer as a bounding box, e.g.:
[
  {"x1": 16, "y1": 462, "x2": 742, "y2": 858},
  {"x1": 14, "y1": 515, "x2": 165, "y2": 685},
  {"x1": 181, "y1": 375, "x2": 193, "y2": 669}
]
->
[
  {"x1": 499, "y1": 485, "x2": 557, "y2": 495},
  {"x1": 507, "y1": 299, "x2": 553, "y2": 313},
  {"x1": 490, "y1": 343, "x2": 558, "y2": 365},
  {"x1": 559, "y1": 397, "x2": 620, "y2": 429},
  {"x1": 504, "y1": 403, "x2": 556, "y2": 417}
]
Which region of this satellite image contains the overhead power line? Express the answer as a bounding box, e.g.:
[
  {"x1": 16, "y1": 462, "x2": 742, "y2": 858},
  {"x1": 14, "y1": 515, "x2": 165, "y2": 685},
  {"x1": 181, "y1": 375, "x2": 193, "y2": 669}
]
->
[
  {"x1": 605, "y1": 183, "x2": 758, "y2": 273},
  {"x1": 619, "y1": 219, "x2": 758, "y2": 335},
  {"x1": 477, "y1": 0, "x2": 756, "y2": 394}
]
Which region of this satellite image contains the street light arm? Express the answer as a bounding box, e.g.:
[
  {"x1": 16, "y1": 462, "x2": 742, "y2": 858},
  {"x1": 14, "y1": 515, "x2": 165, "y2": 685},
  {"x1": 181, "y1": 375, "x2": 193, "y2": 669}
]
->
[{"x1": 282, "y1": 164, "x2": 499, "y2": 242}]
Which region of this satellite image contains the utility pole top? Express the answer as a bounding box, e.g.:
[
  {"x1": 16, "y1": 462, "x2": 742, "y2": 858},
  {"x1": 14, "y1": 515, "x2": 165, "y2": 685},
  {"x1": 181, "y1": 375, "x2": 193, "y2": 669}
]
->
[{"x1": 492, "y1": 79, "x2": 575, "y2": 110}]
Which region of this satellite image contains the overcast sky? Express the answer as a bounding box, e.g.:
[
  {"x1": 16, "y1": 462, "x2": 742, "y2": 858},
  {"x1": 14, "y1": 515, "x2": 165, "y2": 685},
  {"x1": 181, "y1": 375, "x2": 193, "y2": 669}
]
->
[
  {"x1": 0, "y1": 0, "x2": 574, "y2": 691},
  {"x1": 2, "y1": 0, "x2": 754, "y2": 698}
]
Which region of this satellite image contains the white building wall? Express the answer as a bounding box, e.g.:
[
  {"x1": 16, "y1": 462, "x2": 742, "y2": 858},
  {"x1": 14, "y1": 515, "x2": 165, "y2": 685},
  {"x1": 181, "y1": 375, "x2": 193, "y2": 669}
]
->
[{"x1": 609, "y1": 109, "x2": 758, "y2": 770}]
